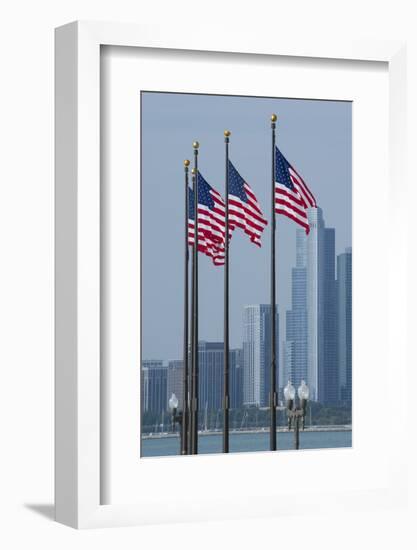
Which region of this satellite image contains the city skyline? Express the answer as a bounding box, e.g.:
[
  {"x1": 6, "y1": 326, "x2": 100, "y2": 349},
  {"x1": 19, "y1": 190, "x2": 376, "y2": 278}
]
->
[
  {"x1": 142, "y1": 209, "x2": 352, "y2": 415},
  {"x1": 142, "y1": 247, "x2": 352, "y2": 415}
]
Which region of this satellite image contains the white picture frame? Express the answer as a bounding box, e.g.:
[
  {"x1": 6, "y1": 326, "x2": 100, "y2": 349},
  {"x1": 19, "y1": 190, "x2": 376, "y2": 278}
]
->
[{"x1": 55, "y1": 21, "x2": 407, "y2": 529}]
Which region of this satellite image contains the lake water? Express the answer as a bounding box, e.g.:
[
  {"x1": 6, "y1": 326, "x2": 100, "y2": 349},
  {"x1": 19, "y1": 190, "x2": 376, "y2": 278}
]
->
[{"x1": 141, "y1": 430, "x2": 352, "y2": 457}]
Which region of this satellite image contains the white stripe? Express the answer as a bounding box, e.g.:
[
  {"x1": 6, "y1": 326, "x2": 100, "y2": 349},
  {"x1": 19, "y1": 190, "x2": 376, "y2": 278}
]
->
[
  {"x1": 228, "y1": 197, "x2": 266, "y2": 232},
  {"x1": 230, "y1": 196, "x2": 267, "y2": 226},
  {"x1": 275, "y1": 180, "x2": 306, "y2": 206},
  {"x1": 229, "y1": 212, "x2": 262, "y2": 237},
  {"x1": 289, "y1": 167, "x2": 316, "y2": 207},
  {"x1": 198, "y1": 206, "x2": 225, "y2": 227},
  {"x1": 291, "y1": 177, "x2": 312, "y2": 208},
  {"x1": 275, "y1": 203, "x2": 309, "y2": 226},
  {"x1": 275, "y1": 190, "x2": 308, "y2": 216},
  {"x1": 228, "y1": 206, "x2": 264, "y2": 234}
]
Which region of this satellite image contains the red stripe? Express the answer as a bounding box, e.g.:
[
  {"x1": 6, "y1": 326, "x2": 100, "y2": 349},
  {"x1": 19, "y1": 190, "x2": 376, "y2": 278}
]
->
[
  {"x1": 275, "y1": 208, "x2": 310, "y2": 234},
  {"x1": 228, "y1": 207, "x2": 265, "y2": 234},
  {"x1": 243, "y1": 184, "x2": 257, "y2": 201},
  {"x1": 275, "y1": 186, "x2": 306, "y2": 209},
  {"x1": 245, "y1": 197, "x2": 263, "y2": 217},
  {"x1": 289, "y1": 168, "x2": 316, "y2": 207},
  {"x1": 189, "y1": 242, "x2": 225, "y2": 265},
  {"x1": 289, "y1": 167, "x2": 315, "y2": 203},
  {"x1": 242, "y1": 185, "x2": 263, "y2": 213},
  {"x1": 228, "y1": 199, "x2": 267, "y2": 226},
  {"x1": 228, "y1": 198, "x2": 267, "y2": 227},
  {"x1": 274, "y1": 198, "x2": 308, "y2": 221},
  {"x1": 198, "y1": 207, "x2": 226, "y2": 228},
  {"x1": 231, "y1": 215, "x2": 263, "y2": 236},
  {"x1": 211, "y1": 195, "x2": 226, "y2": 208}
]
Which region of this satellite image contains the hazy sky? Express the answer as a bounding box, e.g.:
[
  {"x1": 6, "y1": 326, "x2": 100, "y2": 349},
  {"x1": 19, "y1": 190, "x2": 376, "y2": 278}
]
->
[{"x1": 141, "y1": 92, "x2": 352, "y2": 363}]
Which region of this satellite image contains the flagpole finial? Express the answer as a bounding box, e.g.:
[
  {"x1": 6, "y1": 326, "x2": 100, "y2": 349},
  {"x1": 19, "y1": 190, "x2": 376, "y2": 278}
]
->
[
  {"x1": 191, "y1": 168, "x2": 197, "y2": 175},
  {"x1": 192, "y1": 141, "x2": 199, "y2": 149},
  {"x1": 224, "y1": 130, "x2": 231, "y2": 137},
  {"x1": 271, "y1": 114, "x2": 277, "y2": 122},
  {"x1": 184, "y1": 159, "x2": 190, "y2": 167}
]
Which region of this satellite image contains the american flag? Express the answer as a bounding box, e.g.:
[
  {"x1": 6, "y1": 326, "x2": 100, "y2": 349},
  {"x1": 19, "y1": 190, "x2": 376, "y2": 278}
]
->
[
  {"x1": 188, "y1": 171, "x2": 226, "y2": 266},
  {"x1": 275, "y1": 146, "x2": 317, "y2": 234},
  {"x1": 228, "y1": 160, "x2": 268, "y2": 247}
]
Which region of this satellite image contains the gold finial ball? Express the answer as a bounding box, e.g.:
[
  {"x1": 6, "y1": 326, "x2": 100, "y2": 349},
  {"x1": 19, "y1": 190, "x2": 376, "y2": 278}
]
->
[
  {"x1": 192, "y1": 141, "x2": 199, "y2": 149},
  {"x1": 271, "y1": 114, "x2": 277, "y2": 122},
  {"x1": 191, "y1": 168, "x2": 197, "y2": 175},
  {"x1": 224, "y1": 130, "x2": 231, "y2": 137},
  {"x1": 184, "y1": 159, "x2": 190, "y2": 167}
]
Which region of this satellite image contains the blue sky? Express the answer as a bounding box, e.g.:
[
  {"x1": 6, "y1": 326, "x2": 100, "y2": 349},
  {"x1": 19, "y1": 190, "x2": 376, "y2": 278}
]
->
[{"x1": 141, "y1": 92, "x2": 352, "y2": 362}]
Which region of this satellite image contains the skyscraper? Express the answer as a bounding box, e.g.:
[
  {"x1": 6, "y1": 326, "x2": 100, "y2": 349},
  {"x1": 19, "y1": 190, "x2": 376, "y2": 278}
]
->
[
  {"x1": 337, "y1": 247, "x2": 352, "y2": 404},
  {"x1": 230, "y1": 348, "x2": 244, "y2": 409},
  {"x1": 243, "y1": 305, "x2": 279, "y2": 407},
  {"x1": 196, "y1": 342, "x2": 243, "y2": 411},
  {"x1": 306, "y1": 208, "x2": 323, "y2": 401},
  {"x1": 320, "y1": 227, "x2": 338, "y2": 404},
  {"x1": 141, "y1": 360, "x2": 168, "y2": 414},
  {"x1": 284, "y1": 229, "x2": 308, "y2": 390},
  {"x1": 286, "y1": 208, "x2": 338, "y2": 404},
  {"x1": 198, "y1": 341, "x2": 223, "y2": 411}
]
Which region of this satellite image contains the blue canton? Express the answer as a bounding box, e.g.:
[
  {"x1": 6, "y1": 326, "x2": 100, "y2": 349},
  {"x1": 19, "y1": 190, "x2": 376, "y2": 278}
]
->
[
  {"x1": 228, "y1": 160, "x2": 248, "y2": 202},
  {"x1": 275, "y1": 147, "x2": 294, "y2": 190},
  {"x1": 189, "y1": 172, "x2": 217, "y2": 220},
  {"x1": 197, "y1": 172, "x2": 215, "y2": 209}
]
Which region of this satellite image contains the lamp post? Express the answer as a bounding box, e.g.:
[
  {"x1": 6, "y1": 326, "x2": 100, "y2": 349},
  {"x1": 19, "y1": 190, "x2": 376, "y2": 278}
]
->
[
  {"x1": 168, "y1": 393, "x2": 184, "y2": 454},
  {"x1": 284, "y1": 380, "x2": 310, "y2": 450}
]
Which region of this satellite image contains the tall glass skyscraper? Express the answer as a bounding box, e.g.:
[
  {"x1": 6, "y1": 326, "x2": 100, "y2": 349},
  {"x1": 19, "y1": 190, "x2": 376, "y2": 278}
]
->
[
  {"x1": 198, "y1": 341, "x2": 224, "y2": 411},
  {"x1": 230, "y1": 348, "x2": 244, "y2": 409},
  {"x1": 284, "y1": 230, "x2": 308, "y2": 390},
  {"x1": 285, "y1": 208, "x2": 338, "y2": 404},
  {"x1": 337, "y1": 247, "x2": 352, "y2": 404},
  {"x1": 243, "y1": 305, "x2": 279, "y2": 407},
  {"x1": 320, "y1": 226, "x2": 338, "y2": 404}
]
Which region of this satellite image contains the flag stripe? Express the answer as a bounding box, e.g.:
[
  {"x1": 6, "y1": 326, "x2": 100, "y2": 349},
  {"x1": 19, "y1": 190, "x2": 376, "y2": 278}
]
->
[
  {"x1": 289, "y1": 167, "x2": 317, "y2": 207},
  {"x1": 275, "y1": 207, "x2": 310, "y2": 234},
  {"x1": 275, "y1": 198, "x2": 309, "y2": 222}
]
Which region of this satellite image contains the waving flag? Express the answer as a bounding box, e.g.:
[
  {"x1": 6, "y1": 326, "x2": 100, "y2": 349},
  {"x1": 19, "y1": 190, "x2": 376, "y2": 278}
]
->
[
  {"x1": 274, "y1": 146, "x2": 317, "y2": 234},
  {"x1": 188, "y1": 172, "x2": 226, "y2": 266},
  {"x1": 228, "y1": 160, "x2": 268, "y2": 246}
]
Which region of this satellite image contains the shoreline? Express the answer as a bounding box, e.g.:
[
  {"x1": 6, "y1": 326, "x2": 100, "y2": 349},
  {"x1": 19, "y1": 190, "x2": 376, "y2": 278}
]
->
[{"x1": 142, "y1": 425, "x2": 352, "y2": 440}]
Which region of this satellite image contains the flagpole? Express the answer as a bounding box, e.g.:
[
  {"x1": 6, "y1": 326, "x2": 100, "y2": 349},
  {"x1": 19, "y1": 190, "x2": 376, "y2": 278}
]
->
[
  {"x1": 270, "y1": 114, "x2": 277, "y2": 451},
  {"x1": 191, "y1": 141, "x2": 199, "y2": 454},
  {"x1": 182, "y1": 159, "x2": 190, "y2": 455},
  {"x1": 188, "y1": 167, "x2": 195, "y2": 454},
  {"x1": 223, "y1": 130, "x2": 231, "y2": 453}
]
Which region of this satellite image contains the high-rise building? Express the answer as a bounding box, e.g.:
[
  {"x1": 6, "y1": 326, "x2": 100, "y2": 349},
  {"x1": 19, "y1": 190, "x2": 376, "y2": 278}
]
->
[
  {"x1": 230, "y1": 348, "x2": 244, "y2": 409},
  {"x1": 284, "y1": 228, "x2": 308, "y2": 390},
  {"x1": 167, "y1": 360, "x2": 184, "y2": 409},
  {"x1": 141, "y1": 360, "x2": 168, "y2": 414},
  {"x1": 243, "y1": 305, "x2": 279, "y2": 407},
  {"x1": 320, "y1": 227, "x2": 338, "y2": 404},
  {"x1": 198, "y1": 341, "x2": 223, "y2": 411},
  {"x1": 197, "y1": 342, "x2": 243, "y2": 411},
  {"x1": 286, "y1": 208, "x2": 338, "y2": 404},
  {"x1": 163, "y1": 345, "x2": 244, "y2": 416},
  {"x1": 337, "y1": 247, "x2": 352, "y2": 404}
]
